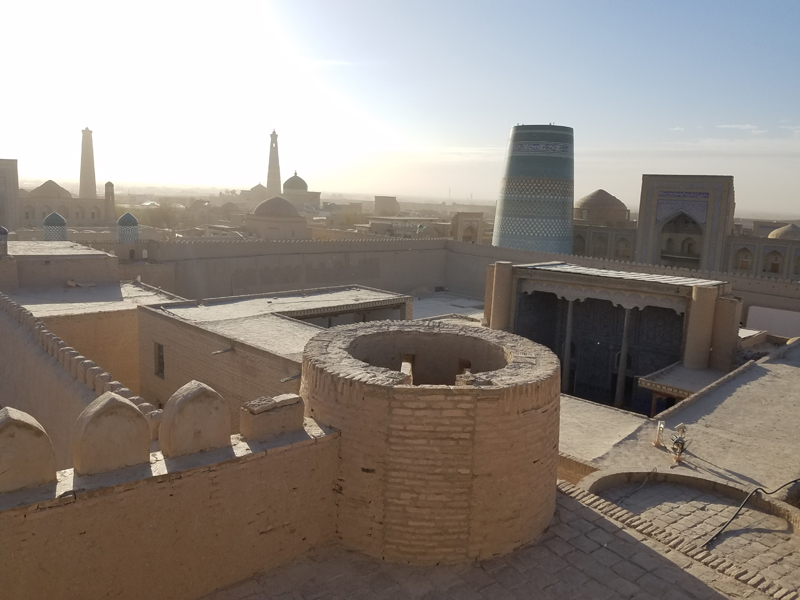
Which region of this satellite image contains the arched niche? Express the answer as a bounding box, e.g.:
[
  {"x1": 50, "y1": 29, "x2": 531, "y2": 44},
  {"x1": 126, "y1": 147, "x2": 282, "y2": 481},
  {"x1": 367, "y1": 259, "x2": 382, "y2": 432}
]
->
[
  {"x1": 591, "y1": 235, "x2": 608, "y2": 257},
  {"x1": 461, "y1": 225, "x2": 478, "y2": 243},
  {"x1": 658, "y1": 211, "x2": 704, "y2": 268},
  {"x1": 614, "y1": 238, "x2": 631, "y2": 259},
  {"x1": 762, "y1": 249, "x2": 785, "y2": 274},
  {"x1": 734, "y1": 247, "x2": 753, "y2": 271},
  {"x1": 573, "y1": 234, "x2": 586, "y2": 255}
]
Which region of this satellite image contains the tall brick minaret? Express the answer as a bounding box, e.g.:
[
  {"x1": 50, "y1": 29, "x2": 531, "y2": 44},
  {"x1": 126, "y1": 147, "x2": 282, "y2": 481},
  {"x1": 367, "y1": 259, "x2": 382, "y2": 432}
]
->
[
  {"x1": 266, "y1": 130, "x2": 281, "y2": 197},
  {"x1": 79, "y1": 128, "x2": 97, "y2": 199}
]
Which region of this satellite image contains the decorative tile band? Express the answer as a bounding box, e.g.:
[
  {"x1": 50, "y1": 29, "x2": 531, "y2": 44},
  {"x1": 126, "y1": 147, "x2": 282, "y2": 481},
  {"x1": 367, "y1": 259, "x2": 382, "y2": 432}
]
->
[
  {"x1": 510, "y1": 142, "x2": 574, "y2": 156},
  {"x1": 658, "y1": 191, "x2": 710, "y2": 199}
]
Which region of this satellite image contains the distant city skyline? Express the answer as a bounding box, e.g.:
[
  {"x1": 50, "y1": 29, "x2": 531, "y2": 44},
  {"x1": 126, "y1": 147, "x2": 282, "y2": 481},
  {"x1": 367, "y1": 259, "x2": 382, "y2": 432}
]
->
[{"x1": 2, "y1": 1, "x2": 799, "y2": 215}]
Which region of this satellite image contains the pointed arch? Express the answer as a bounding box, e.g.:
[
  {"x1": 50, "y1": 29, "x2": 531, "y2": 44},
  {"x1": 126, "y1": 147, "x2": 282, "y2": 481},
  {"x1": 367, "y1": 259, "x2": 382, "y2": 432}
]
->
[
  {"x1": 592, "y1": 235, "x2": 608, "y2": 257},
  {"x1": 762, "y1": 250, "x2": 785, "y2": 274},
  {"x1": 734, "y1": 247, "x2": 753, "y2": 271},
  {"x1": 573, "y1": 234, "x2": 586, "y2": 255},
  {"x1": 614, "y1": 238, "x2": 631, "y2": 259}
]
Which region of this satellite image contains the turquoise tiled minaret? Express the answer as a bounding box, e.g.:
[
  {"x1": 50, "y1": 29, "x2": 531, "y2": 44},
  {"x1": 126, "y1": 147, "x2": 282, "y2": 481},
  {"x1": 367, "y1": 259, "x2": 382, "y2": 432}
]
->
[{"x1": 492, "y1": 125, "x2": 574, "y2": 253}]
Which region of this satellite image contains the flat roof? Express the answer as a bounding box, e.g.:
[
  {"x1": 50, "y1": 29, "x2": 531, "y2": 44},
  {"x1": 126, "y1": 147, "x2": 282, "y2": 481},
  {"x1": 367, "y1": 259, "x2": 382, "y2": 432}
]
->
[
  {"x1": 11, "y1": 282, "x2": 181, "y2": 317},
  {"x1": 412, "y1": 292, "x2": 484, "y2": 320},
  {"x1": 638, "y1": 363, "x2": 727, "y2": 398},
  {"x1": 7, "y1": 241, "x2": 110, "y2": 258},
  {"x1": 559, "y1": 395, "x2": 647, "y2": 461},
  {"x1": 518, "y1": 262, "x2": 726, "y2": 288},
  {"x1": 148, "y1": 286, "x2": 411, "y2": 360},
  {"x1": 160, "y1": 286, "x2": 409, "y2": 322},
  {"x1": 198, "y1": 313, "x2": 322, "y2": 361},
  {"x1": 595, "y1": 343, "x2": 800, "y2": 492}
]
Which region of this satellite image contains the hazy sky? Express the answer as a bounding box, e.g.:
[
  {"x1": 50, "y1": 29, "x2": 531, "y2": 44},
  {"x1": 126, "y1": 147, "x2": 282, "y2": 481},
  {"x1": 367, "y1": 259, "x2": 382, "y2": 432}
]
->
[{"x1": 2, "y1": 1, "x2": 799, "y2": 214}]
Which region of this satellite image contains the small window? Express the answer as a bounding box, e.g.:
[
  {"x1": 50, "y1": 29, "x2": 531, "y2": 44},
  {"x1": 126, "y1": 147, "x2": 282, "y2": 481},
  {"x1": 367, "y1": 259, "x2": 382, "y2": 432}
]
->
[
  {"x1": 154, "y1": 343, "x2": 165, "y2": 378},
  {"x1": 581, "y1": 209, "x2": 588, "y2": 219}
]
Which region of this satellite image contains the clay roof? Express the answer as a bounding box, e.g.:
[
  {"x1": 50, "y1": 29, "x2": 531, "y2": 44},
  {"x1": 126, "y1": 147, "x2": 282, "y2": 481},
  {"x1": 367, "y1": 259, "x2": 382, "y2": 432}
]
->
[
  {"x1": 30, "y1": 180, "x2": 73, "y2": 200},
  {"x1": 575, "y1": 189, "x2": 626, "y2": 210},
  {"x1": 252, "y1": 196, "x2": 300, "y2": 218},
  {"x1": 767, "y1": 223, "x2": 800, "y2": 240}
]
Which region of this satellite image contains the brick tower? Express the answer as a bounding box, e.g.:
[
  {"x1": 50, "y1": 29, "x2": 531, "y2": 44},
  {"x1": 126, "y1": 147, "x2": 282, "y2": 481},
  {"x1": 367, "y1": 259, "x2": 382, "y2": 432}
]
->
[
  {"x1": 266, "y1": 130, "x2": 281, "y2": 198},
  {"x1": 79, "y1": 128, "x2": 97, "y2": 199}
]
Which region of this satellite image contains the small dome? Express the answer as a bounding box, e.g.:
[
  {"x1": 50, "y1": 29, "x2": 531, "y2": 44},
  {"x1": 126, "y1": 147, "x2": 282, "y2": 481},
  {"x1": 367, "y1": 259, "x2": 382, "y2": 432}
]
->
[
  {"x1": 768, "y1": 223, "x2": 800, "y2": 240},
  {"x1": 283, "y1": 171, "x2": 308, "y2": 192},
  {"x1": 30, "y1": 180, "x2": 73, "y2": 199},
  {"x1": 252, "y1": 196, "x2": 300, "y2": 218},
  {"x1": 576, "y1": 189, "x2": 626, "y2": 210},
  {"x1": 0, "y1": 225, "x2": 8, "y2": 235},
  {"x1": 43, "y1": 212, "x2": 67, "y2": 226},
  {"x1": 118, "y1": 212, "x2": 139, "y2": 226}
]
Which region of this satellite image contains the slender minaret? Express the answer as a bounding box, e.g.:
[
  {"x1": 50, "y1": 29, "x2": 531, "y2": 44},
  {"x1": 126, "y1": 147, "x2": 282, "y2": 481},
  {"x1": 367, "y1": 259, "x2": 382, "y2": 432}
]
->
[
  {"x1": 79, "y1": 128, "x2": 97, "y2": 199},
  {"x1": 266, "y1": 129, "x2": 281, "y2": 197},
  {"x1": 104, "y1": 182, "x2": 117, "y2": 224}
]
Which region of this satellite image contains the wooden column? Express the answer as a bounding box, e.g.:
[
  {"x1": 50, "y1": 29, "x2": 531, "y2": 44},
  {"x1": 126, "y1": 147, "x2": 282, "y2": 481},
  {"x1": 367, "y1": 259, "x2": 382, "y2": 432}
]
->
[
  {"x1": 614, "y1": 307, "x2": 632, "y2": 408},
  {"x1": 561, "y1": 299, "x2": 574, "y2": 393}
]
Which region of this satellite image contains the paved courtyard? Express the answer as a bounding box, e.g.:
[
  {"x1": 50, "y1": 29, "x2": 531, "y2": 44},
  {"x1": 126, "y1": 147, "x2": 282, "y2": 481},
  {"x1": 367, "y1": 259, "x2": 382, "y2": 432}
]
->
[
  {"x1": 602, "y1": 482, "x2": 800, "y2": 594},
  {"x1": 203, "y1": 492, "x2": 774, "y2": 600}
]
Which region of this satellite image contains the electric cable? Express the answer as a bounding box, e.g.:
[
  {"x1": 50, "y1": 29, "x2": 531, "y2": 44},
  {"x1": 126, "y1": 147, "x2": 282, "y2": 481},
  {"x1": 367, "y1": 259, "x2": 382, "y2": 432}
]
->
[
  {"x1": 616, "y1": 467, "x2": 658, "y2": 505},
  {"x1": 702, "y1": 476, "x2": 800, "y2": 548}
]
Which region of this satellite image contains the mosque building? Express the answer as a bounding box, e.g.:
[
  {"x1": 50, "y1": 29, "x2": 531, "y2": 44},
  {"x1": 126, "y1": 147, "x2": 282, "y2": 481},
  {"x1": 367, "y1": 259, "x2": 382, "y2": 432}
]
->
[{"x1": 240, "y1": 130, "x2": 321, "y2": 211}]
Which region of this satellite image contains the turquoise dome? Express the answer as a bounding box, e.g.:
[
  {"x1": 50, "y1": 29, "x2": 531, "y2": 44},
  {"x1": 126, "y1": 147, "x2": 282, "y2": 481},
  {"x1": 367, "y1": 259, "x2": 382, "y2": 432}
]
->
[
  {"x1": 118, "y1": 212, "x2": 139, "y2": 226},
  {"x1": 43, "y1": 212, "x2": 66, "y2": 226}
]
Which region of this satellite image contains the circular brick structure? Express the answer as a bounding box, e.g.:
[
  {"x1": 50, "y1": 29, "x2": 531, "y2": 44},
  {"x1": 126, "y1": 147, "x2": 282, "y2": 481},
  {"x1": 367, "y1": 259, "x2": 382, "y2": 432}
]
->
[{"x1": 301, "y1": 321, "x2": 560, "y2": 564}]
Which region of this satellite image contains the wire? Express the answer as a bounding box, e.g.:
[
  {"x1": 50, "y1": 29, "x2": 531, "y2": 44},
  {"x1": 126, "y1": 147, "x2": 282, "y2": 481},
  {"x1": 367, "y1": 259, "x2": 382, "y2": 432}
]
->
[
  {"x1": 702, "y1": 477, "x2": 800, "y2": 548},
  {"x1": 616, "y1": 468, "x2": 658, "y2": 505}
]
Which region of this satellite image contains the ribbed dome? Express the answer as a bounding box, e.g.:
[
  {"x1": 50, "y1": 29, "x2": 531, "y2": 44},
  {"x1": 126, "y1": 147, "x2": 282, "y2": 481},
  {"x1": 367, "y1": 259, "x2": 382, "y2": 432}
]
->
[
  {"x1": 253, "y1": 196, "x2": 300, "y2": 218},
  {"x1": 576, "y1": 189, "x2": 626, "y2": 210},
  {"x1": 118, "y1": 212, "x2": 139, "y2": 226},
  {"x1": 768, "y1": 223, "x2": 800, "y2": 240},
  {"x1": 30, "y1": 180, "x2": 73, "y2": 199},
  {"x1": 43, "y1": 212, "x2": 67, "y2": 226},
  {"x1": 283, "y1": 171, "x2": 308, "y2": 192}
]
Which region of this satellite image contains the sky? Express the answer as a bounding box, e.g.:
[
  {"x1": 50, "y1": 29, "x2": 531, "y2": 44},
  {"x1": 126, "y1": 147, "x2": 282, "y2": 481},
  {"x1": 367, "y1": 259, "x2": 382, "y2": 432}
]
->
[{"x1": 1, "y1": 0, "x2": 799, "y2": 215}]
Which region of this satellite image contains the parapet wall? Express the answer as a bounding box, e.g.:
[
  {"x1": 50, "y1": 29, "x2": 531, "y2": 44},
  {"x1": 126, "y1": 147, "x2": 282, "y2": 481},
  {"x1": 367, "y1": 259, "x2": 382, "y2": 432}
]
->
[
  {"x1": 0, "y1": 392, "x2": 338, "y2": 600},
  {"x1": 0, "y1": 293, "x2": 134, "y2": 468},
  {"x1": 169, "y1": 239, "x2": 448, "y2": 299}
]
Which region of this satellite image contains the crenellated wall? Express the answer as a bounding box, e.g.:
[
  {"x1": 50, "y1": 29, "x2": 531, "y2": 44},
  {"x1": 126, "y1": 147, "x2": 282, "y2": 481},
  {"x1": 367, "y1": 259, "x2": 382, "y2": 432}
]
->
[
  {"x1": 0, "y1": 387, "x2": 338, "y2": 600},
  {"x1": 0, "y1": 293, "x2": 137, "y2": 468}
]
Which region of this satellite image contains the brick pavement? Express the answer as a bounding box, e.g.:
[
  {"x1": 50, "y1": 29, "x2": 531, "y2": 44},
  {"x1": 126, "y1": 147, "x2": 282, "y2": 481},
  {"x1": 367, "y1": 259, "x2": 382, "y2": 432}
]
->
[
  {"x1": 601, "y1": 481, "x2": 800, "y2": 594},
  {"x1": 202, "y1": 491, "x2": 773, "y2": 600}
]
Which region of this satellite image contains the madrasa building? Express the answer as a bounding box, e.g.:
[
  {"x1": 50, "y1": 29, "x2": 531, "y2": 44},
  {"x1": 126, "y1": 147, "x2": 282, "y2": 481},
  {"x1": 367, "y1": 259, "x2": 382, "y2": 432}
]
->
[
  {"x1": 490, "y1": 125, "x2": 800, "y2": 279},
  {"x1": 571, "y1": 175, "x2": 800, "y2": 278}
]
